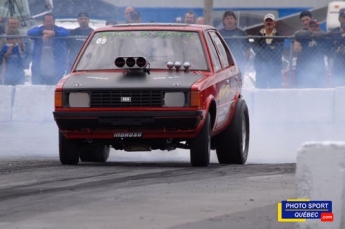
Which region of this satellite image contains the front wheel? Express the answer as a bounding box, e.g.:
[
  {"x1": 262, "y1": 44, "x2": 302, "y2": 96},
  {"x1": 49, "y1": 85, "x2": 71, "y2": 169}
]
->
[
  {"x1": 216, "y1": 99, "x2": 250, "y2": 164},
  {"x1": 59, "y1": 131, "x2": 81, "y2": 165},
  {"x1": 189, "y1": 112, "x2": 211, "y2": 167}
]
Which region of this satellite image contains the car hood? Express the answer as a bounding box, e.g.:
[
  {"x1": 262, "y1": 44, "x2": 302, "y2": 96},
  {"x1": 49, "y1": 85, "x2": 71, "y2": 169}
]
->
[{"x1": 62, "y1": 71, "x2": 205, "y2": 90}]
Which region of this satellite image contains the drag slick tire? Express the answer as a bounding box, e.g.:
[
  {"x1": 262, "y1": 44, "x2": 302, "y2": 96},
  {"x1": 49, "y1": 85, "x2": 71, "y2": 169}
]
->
[
  {"x1": 79, "y1": 144, "x2": 110, "y2": 163},
  {"x1": 216, "y1": 99, "x2": 249, "y2": 164},
  {"x1": 189, "y1": 112, "x2": 211, "y2": 167},
  {"x1": 59, "y1": 131, "x2": 81, "y2": 165}
]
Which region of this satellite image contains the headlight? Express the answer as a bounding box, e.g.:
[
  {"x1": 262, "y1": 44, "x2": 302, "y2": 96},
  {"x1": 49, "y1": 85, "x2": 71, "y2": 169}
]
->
[
  {"x1": 69, "y1": 92, "x2": 90, "y2": 107},
  {"x1": 163, "y1": 92, "x2": 185, "y2": 107}
]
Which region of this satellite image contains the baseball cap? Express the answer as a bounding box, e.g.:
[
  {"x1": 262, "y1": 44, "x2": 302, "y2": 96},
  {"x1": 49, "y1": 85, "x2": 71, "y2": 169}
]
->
[
  {"x1": 78, "y1": 11, "x2": 89, "y2": 18},
  {"x1": 339, "y1": 8, "x2": 345, "y2": 17},
  {"x1": 264, "y1": 13, "x2": 275, "y2": 21}
]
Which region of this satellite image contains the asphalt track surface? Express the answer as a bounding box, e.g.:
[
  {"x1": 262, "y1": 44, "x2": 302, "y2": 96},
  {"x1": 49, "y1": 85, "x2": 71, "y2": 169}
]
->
[
  {"x1": 0, "y1": 159, "x2": 295, "y2": 229},
  {"x1": 0, "y1": 122, "x2": 297, "y2": 229}
]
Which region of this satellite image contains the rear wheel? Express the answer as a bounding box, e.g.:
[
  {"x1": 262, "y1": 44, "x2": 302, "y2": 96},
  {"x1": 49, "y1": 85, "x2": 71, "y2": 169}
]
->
[
  {"x1": 59, "y1": 131, "x2": 81, "y2": 165},
  {"x1": 216, "y1": 99, "x2": 250, "y2": 164},
  {"x1": 189, "y1": 112, "x2": 211, "y2": 167},
  {"x1": 79, "y1": 145, "x2": 110, "y2": 163}
]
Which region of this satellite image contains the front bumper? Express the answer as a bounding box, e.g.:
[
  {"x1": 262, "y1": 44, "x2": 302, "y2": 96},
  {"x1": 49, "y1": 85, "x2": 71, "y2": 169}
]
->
[{"x1": 53, "y1": 110, "x2": 203, "y2": 133}]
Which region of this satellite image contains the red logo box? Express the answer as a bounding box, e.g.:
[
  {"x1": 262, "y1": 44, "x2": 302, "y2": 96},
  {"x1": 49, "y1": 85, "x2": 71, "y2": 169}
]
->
[{"x1": 320, "y1": 212, "x2": 333, "y2": 222}]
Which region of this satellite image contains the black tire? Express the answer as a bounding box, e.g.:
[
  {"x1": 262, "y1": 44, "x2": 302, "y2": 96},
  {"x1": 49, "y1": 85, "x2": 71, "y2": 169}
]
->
[
  {"x1": 59, "y1": 131, "x2": 80, "y2": 165},
  {"x1": 79, "y1": 145, "x2": 110, "y2": 163},
  {"x1": 189, "y1": 112, "x2": 211, "y2": 167},
  {"x1": 216, "y1": 99, "x2": 250, "y2": 164}
]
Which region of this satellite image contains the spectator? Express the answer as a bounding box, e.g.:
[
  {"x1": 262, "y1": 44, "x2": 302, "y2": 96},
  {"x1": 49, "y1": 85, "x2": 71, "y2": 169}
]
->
[
  {"x1": 0, "y1": 14, "x2": 4, "y2": 35},
  {"x1": 105, "y1": 20, "x2": 117, "y2": 26},
  {"x1": 184, "y1": 10, "x2": 196, "y2": 24},
  {"x1": 294, "y1": 20, "x2": 330, "y2": 88},
  {"x1": 252, "y1": 14, "x2": 284, "y2": 88},
  {"x1": 196, "y1": 17, "x2": 206, "y2": 25},
  {"x1": 293, "y1": 11, "x2": 313, "y2": 55},
  {"x1": 0, "y1": 15, "x2": 6, "y2": 53},
  {"x1": 27, "y1": 13, "x2": 69, "y2": 85},
  {"x1": 124, "y1": 7, "x2": 135, "y2": 23},
  {"x1": 129, "y1": 10, "x2": 142, "y2": 23},
  {"x1": 68, "y1": 11, "x2": 93, "y2": 69},
  {"x1": 219, "y1": 10, "x2": 251, "y2": 73},
  {"x1": 5, "y1": 17, "x2": 31, "y2": 70},
  {"x1": 0, "y1": 31, "x2": 25, "y2": 86},
  {"x1": 327, "y1": 9, "x2": 345, "y2": 86},
  {"x1": 328, "y1": 22, "x2": 345, "y2": 86},
  {"x1": 330, "y1": 8, "x2": 345, "y2": 34}
]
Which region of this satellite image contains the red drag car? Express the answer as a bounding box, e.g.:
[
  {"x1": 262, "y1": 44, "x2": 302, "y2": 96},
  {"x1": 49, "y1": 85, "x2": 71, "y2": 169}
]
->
[{"x1": 53, "y1": 23, "x2": 250, "y2": 167}]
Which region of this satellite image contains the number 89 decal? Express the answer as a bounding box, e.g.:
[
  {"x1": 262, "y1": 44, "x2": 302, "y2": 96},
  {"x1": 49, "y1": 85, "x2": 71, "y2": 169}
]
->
[{"x1": 96, "y1": 38, "x2": 107, "y2": 44}]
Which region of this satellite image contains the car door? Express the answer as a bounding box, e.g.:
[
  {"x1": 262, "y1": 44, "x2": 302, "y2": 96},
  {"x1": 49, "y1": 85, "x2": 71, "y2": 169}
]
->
[{"x1": 208, "y1": 30, "x2": 240, "y2": 130}]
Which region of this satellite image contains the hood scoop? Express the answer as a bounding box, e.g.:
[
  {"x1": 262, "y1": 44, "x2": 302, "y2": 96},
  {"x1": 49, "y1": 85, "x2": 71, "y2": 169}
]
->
[{"x1": 115, "y1": 57, "x2": 150, "y2": 75}]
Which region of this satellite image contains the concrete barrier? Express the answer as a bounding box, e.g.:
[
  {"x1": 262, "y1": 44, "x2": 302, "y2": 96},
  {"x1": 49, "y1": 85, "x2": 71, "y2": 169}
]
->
[
  {"x1": 0, "y1": 86, "x2": 343, "y2": 123},
  {"x1": 12, "y1": 85, "x2": 55, "y2": 122},
  {"x1": 334, "y1": 87, "x2": 345, "y2": 123},
  {"x1": 252, "y1": 88, "x2": 335, "y2": 124},
  {"x1": 295, "y1": 142, "x2": 345, "y2": 229},
  {"x1": 0, "y1": 86, "x2": 14, "y2": 121},
  {"x1": 241, "y1": 88, "x2": 253, "y2": 118}
]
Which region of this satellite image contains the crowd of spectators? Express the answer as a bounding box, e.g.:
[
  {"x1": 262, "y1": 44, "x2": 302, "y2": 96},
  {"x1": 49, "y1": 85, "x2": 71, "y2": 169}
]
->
[
  {"x1": 0, "y1": 6, "x2": 344, "y2": 89},
  {"x1": 177, "y1": 8, "x2": 345, "y2": 89}
]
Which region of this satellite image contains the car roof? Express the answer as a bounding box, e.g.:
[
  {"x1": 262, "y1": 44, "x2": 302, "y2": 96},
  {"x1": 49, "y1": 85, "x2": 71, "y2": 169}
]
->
[{"x1": 95, "y1": 23, "x2": 216, "y2": 32}]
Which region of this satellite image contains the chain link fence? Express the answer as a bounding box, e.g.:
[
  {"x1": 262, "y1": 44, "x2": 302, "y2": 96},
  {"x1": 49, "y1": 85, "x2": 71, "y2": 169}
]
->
[
  {"x1": 223, "y1": 35, "x2": 345, "y2": 88},
  {"x1": 0, "y1": 34, "x2": 344, "y2": 88}
]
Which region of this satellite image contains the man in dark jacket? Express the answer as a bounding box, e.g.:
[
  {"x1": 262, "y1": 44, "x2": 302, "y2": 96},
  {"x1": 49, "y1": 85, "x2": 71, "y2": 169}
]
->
[
  {"x1": 219, "y1": 10, "x2": 250, "y2": 74},
  {"x1": 252, "y1": 13, "x2": 284, "y2": 88},
  {"x1": 68, "y1": 11, "x2": 93, "y2": 69},
  {"x1": 294, "y1": 20, "x2": 330, "y2": 88},
  {"x1": 27, "y1": 13, "x2": 69, "y2": 85}
]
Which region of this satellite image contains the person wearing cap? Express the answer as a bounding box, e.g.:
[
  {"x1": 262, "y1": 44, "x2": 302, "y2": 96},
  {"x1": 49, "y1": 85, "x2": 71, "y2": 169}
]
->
[
  {"x1": 252, "y1": 13, "x2": 284, "y2": 88},
  {"x1": 327, "y1": 9, "x2": 345, "y2": 86},
  {"x1": 294, "y1": 19, "x2": 330, "y2": 88},
  {"x1": 219, "y1": 10, "x2": 251, "y2": 74},
  {"x1": 27, "y1": 13, "x2": 70, "y2": 85},
  {"x1": 68, "y1": 11, "x2": 94, "y2": 69}
]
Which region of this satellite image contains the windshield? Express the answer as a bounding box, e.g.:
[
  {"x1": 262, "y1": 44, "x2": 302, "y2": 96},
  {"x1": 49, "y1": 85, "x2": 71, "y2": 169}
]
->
[
  {"x1": 76, "y1": 30, "x2": 208, "y2": 71},
  {"x1": 0, "y1": 0, "x2": 30, "y2": 18}
]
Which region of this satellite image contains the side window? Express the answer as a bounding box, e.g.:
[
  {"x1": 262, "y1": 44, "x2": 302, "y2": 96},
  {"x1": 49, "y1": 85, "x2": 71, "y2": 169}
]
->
[
  {"x1": 209, "y1": 31, "x2": 231, "y2": 68},
  {"x1": 205, "y1": 32, "x2": 221, "y2": 72}
]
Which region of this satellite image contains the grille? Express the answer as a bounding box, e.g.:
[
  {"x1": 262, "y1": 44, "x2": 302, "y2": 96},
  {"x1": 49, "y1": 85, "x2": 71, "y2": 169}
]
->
[{"x1": 90, "y1": 90, "x2": 163, "y2": 107}]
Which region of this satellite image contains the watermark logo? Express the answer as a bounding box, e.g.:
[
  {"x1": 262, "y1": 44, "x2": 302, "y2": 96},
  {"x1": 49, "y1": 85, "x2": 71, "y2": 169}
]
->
[{"x1": 277, "y1": 199, "x2": 333, "y2": 223}]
